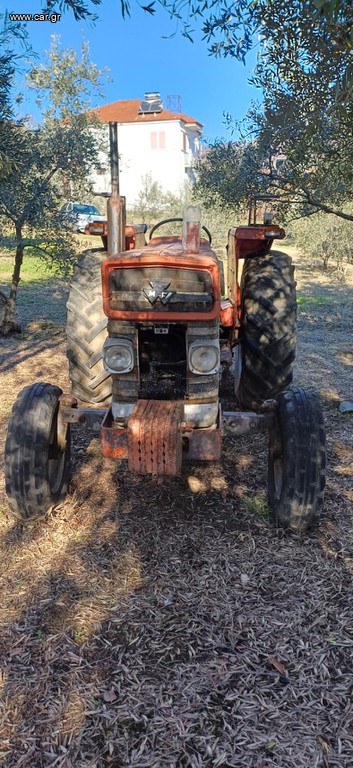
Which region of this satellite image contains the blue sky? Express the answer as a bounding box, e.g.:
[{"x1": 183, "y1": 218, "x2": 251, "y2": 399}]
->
[{"x1": 5, "y1": 0, "x2": 261, "y2": 141}]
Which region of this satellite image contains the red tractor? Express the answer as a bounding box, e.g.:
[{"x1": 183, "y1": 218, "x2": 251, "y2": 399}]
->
[{"x1": 4, "y1": 123, "x2": 326, "y2": 531}]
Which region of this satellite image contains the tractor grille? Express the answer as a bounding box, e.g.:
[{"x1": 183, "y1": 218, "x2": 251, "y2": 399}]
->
[
  {"x1": 108, "y1": 267, "x2": 214, "y2": 313},
  {"x1": 138, "y1": 325, "x2": 187, "y2": 400},
  {"x1": 108, "y1": 319, "x2": 220, "y2": 404}
]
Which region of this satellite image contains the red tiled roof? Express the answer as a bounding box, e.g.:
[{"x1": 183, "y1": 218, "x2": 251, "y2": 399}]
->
[{"x1": 93, "y1": 99, "x2": 203, "y2": 128}]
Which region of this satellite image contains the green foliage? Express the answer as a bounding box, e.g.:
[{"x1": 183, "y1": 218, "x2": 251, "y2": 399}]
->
[
  {"x1": 0, "y1": 117, "x2": 102, "y2": 219},
  {"x1": 193, "y1": 201, "x2": 242, "y2": 248},
  {"x1": 0, "y1": 228, "x2": 78, "y2": 275},
  {"x1": 42, "y1": 0, "x2": 158, "y2": 23},
  {"x1": 238, "y1": 0, "x2": 353, "y2": 221},
  {"x1": 38, "y1": 0, "x2": 352, "y2": 121},
  {"x1": 195, "y1": 141, "x2": 267, "y2": 213},
  {"x1": 147, "y1": 0, "x2": 353, "y2": 224},
  {"x1": 0, "y1": 247, "x2": 67, "y2": 278},
  {"x1": 27, "y1": 34, "x2": 108, "y2": 119},
  {"x1": 1, "y1": 34, "x2": 107, "y2": 219},
  {"x1": 196, "y1": 88, "x2": 353, "y2": 223},
  {"x1": 0, "y1": 13, "x2": 33, "y2": 119},
  {"x1": 128, "y1": 173, "x2": 191, "y2": 226},
  {"x1": 0, "y1": 35, "x2": 108, "y2": 331},
  {"x1": 0, "y1": 13, "x2": 32, "y2": 176},
  {"x1": 128, "y1": 174, "x2": 240, "y2": 247},
  {"x1": 46, "y1": 1, "x2": 352, "y2": 96},
  {"x1": 243, "y1": 494, "x2": 270, "y2": 520},
  {"x1": 129, "y1": 173, "x2": 184, "y2": 223},
  {"x1": 37, "y1": 1, "x2": 352, "y2": 225},
  {"x1": 43, "y1": 0, "x2": 101, "y2": 21},
  {"x1": 289, "y1": 212, "x2": 353, "y2": 275}
]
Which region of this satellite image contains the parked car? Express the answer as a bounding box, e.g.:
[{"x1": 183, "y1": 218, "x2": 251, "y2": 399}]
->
[{"x1": 60, "y1": 202, "x2": 106, "y2": 233}]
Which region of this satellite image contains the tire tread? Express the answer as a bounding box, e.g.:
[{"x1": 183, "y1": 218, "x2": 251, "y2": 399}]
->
[
  {"x1": 4, "y1": 382, "x2": 70, "y2": 520},
  {"x1": 66, "y1": 249, "x2": 112, "y2": 405},
  {"x1": 268, "y1": 387, "x2": 326, "y2": 531},
  {"x1": 238, "y1": 251, "x2": 297, "y2": 408}
]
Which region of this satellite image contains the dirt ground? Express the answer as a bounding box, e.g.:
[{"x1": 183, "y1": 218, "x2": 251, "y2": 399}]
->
[{"x1": 1, "y1": 246, "x2": 353, "y2": 767}]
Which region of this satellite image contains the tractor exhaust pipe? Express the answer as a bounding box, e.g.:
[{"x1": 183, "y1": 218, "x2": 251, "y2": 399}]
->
[{"x1": 107, "y1": 121, "x2": 126, "y2": 256}]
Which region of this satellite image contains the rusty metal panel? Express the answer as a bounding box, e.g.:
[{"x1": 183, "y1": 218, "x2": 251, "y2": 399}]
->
[
  {"x1": 101, "y1": 428, "x2": 128, "y2": 459},
  {"x1": 227, "y1": 228, "x2": 237, "y2": 302},
  {"x1": 183, "y1": 406, "x2": 222, "y2": 461},
  {"x1": 235, "y1": 225, "x2": 285, "y2": 241},
  {"x1": 227, "y1": 225, "x2": 285, "y2": 263},
  {"x1": 128, "y1": 399, "x2": 183, "y2": 475},
  {"x1": 220, "y1": 299, "x2": 235, "y2": 327},
  {"x1": 101, "y1": 252, "x2": 221, "y2": 322},
  {"x1": 100, "y1": 408, "x2": 128, "y2": 459},
  {"x1": 108, "y1": 266, "x2": 214, "y2": 313},
  {"x1": 58, "y1": 396, "x2": 107, "y2": 439},
  {"x1": 99, "y1": 401, "x2": 225, "y2": 467},
  {"x1": 223, "y1": 411, "x2": 274, "y2": 436},
  {"x1": 184, "y1": 424, "x2": 222, "y2": 461}
]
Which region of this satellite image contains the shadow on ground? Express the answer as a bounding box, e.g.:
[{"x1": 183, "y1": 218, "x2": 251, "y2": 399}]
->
[
  {"x1": 1, "y1": 420, "x2": 353, "y2": 767},
  {"x1": 1, "y1": 258, "x2": 353, "y2": 766}
]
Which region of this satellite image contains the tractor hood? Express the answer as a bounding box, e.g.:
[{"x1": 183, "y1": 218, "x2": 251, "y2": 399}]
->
[{"x1": 101, "y1": 237, "x2": 221, "y2": 322}]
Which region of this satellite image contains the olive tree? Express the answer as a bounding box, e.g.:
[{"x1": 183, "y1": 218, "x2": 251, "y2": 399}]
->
[
  {"x1": 27, "y1": 0, "x2": 353, "y2": 225},
  {"x1": 0, "y1": 37, "x2": 107, "y2": 335},
  {"x1": 195, "y1": 0, "x2": 353, "y2": 223},
  {"x1": 0, "y1": 13, "x2": 33, "y2": 177}
]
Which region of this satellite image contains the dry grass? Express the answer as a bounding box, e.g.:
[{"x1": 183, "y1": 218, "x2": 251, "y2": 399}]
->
[{"x1": 1, "y1": 249, "x2": 353, "y2": 766}]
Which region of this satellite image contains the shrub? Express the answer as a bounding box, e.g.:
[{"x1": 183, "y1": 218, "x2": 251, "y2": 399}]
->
[{"x1": 288, "y1": 212, "x2": 353, "y2": 277}]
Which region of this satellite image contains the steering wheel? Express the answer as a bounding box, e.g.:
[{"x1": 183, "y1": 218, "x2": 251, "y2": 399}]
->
[{"x1": 149, "y1": 217, "x2": 212, "y2": 244}]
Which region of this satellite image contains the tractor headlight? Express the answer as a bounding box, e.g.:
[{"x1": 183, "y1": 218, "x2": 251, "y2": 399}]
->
[
  {"x1": 103, "y1": 339, "x2": 134, "y2": 373},
  {"x1": 188, "y1": 340, "x2": 220, "y2": 375}
]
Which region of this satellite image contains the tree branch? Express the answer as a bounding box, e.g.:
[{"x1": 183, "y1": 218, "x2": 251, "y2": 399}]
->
[
  {"x1": 25, "y1": 242, "x2": 54, "y2": 257},
  {"x1": 300, "y1": 186, "x2": 353, "y2": 221},
  {"x1": 266, "y1": 175, "x2": 353, "y2": 220},
  {"x1": 286, "y1": 209, "x2": 320, "y2": 223}
]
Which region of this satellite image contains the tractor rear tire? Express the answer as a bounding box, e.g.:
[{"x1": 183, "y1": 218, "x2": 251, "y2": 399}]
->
[
  {"x1": 66, "y1": 249, "x2": 112, "y2": 405},
  {"x1": 237, "y1": 251, "x2": 297, "y2": 409},
  {"x1": 4, "y1": 382, "x2": 70, "y2": 520},
  {"x1": 268, "y1": 387, "x2": 326, "y2": 532}
]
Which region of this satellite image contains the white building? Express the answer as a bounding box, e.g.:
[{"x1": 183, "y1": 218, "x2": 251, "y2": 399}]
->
[{"x1": 91, "y1": 93, "x2": 203, "y2": 206}]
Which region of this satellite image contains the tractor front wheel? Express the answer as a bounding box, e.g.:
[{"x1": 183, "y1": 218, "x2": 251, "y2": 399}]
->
[
  {"x1": 237, "y1": 251, "x2": 297, "y2": 409},
  {"x1": 4, "y1": 383, "x2": 70, "y2": 520},
  {"x1": 268, "y1": 387, "x2": 326, "y2": 532}
]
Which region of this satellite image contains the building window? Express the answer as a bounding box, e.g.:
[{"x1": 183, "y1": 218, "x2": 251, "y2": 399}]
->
[
  {"x1": 182, "y1": 133, "x2": 187, "y2": 152},
  {"x1": 151, "y1": 131, "x2": 166, "y2": 149}
]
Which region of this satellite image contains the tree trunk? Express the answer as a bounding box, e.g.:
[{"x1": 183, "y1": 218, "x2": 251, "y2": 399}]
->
[{"x1": 0, "y1": 224, "x2": 24, "y2": 335}]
